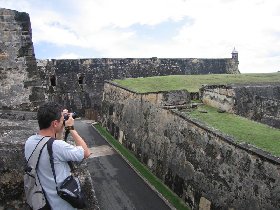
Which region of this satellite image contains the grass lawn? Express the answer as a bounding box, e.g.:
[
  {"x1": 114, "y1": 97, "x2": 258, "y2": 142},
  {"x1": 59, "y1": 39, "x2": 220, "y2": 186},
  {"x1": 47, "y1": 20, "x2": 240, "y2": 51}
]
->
[
  {"x1": 93, "y1": 124, "x2": 189, "y2": 210},
  {"x1": 113, "y1": 73, "x2": 280, "y2": 93},
  {"x1": 187, "y1": 105, "x2": 280, "y2": 156}
]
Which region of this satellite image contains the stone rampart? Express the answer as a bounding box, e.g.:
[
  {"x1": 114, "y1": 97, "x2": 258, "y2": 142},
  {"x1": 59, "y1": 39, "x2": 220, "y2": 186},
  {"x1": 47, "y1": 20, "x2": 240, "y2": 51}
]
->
[
  {"x1": 37, "y1": 57, "x2": 239, "y2": 117},
  {"x1": 200, "y1": 84, "x2": 280, "y2": 128},
  {"x1": 101, "y1": 81, "x2": 280, "y2": 210},
  {"x1": 0, "y1": 9, "x2": 45, "y2": 111}
]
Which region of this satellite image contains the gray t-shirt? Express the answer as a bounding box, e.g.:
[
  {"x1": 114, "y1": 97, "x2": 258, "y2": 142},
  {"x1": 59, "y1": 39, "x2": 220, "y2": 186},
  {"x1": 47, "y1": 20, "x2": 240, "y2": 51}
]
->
[{"x1": 25, "y1": 134, "x2": 84, "y2": 210}]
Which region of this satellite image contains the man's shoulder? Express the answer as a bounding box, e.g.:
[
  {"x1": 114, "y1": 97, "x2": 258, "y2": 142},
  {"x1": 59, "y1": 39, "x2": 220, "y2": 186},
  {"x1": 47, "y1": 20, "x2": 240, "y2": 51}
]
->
[
  {"x1": 52, "y1": 139, "x2": 70, "y2": 147},
  {"x1": 52, "y1": 139, "x2": 77, "y2": 151},
  {"x1": 52, "y1": 139, "x2": 84, "y2": 161},
  {"x1": 25, "y1": 135, "x2": 44, "y2": 158},
  {"x1": 27, "y1": 134, "x2": 39, "y2": 141},
  {"x1": 25, "y1": 134, "x2": 41, "y2": 146}
]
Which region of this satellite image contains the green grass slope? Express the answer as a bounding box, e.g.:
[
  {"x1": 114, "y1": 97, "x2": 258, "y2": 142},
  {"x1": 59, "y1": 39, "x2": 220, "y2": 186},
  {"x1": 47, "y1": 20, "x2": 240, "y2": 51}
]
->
[
  {"x1": 114, "y1": 73, "x2": 280, "y2": 93},
  {"x1": 188, "y1": 105, "x2": 280, "y2": 156}
]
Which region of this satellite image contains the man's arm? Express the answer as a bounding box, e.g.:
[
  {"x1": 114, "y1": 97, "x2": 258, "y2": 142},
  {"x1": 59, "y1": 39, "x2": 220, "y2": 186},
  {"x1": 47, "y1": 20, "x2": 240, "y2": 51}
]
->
[
  {"x1": 65, "y1": 114, "x2": 91, "y2": 159},
  {"x1": 69, "y1": 129, "x2": 91, "y2": 158}
]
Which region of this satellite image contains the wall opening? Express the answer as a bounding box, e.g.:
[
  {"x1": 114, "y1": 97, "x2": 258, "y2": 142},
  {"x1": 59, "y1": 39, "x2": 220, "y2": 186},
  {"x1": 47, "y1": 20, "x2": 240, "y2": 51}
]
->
[
  {"x1": 78, "y1": 74, "x2": 84, "y2": 85},
  {"x1": 50, "y1": 75, "x2": 56, "y2": 86},
  {"x1": 77, "y1": 74, "x2": 85, "y2": 91},
  {"x1": 109, "y1": 105, "x2": 114, "y2": 115}
]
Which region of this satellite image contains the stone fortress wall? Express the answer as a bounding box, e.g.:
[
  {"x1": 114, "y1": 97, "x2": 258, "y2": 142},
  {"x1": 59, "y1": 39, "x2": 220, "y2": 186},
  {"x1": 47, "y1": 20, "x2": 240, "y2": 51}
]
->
[
  {"x1": 0, "y1": 9, "x2": 45, "y2": 111},
  {"x1": 36, "y1": 54, "x2": 239, "y2": 118},
  {"x1": 200, "y1": 84, "x2": 280, "y2": 128},
  {"x1": 0, "y1": 8, "x2": 239, "y2": 116},
  {"x1": 1, "y1": 7, "x2": 280, "y2": 210},
  {"x1": 101, "y1": 81, "x2": 280, "y2": 210}
]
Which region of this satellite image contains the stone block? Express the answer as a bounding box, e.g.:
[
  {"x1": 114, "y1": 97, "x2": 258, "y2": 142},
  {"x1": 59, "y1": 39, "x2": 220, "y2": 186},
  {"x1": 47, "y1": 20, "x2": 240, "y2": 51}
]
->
[{"x1": 199, "y1": 197, "x2": 211, "y2": 210}]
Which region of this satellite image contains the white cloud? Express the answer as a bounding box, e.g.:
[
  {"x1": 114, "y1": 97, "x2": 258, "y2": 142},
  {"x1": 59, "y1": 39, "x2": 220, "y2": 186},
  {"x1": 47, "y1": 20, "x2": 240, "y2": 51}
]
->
[{"x1": 0, "y1": 0, "x2": 280, "y2": 73}]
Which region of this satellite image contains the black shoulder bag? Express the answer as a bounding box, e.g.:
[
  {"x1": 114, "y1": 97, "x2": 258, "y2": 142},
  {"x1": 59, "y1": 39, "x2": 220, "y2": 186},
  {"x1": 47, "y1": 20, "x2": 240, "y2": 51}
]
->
[{"x1": 47, "y1": 138, "x2": 86, "y2": 209}]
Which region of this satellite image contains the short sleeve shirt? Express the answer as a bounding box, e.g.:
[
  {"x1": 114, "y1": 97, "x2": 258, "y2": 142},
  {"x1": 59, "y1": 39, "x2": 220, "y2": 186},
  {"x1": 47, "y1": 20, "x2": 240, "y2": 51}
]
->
[{"x1": 25, "y1": 134, "x2": 84, "y2": 210}]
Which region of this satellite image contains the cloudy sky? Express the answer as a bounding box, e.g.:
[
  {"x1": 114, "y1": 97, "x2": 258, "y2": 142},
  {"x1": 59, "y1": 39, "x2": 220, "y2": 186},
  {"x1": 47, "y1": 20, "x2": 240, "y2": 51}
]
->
[{"x1": 1, "y1": 0, "x2": 280, "y2": 73}]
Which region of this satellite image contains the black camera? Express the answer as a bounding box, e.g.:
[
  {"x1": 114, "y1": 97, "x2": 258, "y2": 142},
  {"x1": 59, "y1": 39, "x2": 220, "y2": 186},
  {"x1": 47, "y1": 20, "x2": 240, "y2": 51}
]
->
[{"x1": 64, "y1": 112, "x2": 78, "y2": 121}]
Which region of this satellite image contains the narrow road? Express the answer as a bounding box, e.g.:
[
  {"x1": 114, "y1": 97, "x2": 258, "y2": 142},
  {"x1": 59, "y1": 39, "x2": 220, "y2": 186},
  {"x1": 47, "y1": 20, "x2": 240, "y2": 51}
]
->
[{"x1": 75, "y1": 119, "x2": 172, "y2": 210}]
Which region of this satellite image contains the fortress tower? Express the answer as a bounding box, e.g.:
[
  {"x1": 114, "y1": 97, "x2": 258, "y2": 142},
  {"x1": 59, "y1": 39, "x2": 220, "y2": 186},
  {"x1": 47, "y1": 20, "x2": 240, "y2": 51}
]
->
[{"x1": 231, "y1": 47, "x2": 238, "y2": 61}]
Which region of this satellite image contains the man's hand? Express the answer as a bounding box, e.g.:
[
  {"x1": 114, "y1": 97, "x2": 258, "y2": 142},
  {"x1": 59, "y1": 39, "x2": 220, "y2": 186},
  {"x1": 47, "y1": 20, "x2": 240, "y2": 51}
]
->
[{"x1": 65, "y1": 114, "x2": 74, "y2": 127}]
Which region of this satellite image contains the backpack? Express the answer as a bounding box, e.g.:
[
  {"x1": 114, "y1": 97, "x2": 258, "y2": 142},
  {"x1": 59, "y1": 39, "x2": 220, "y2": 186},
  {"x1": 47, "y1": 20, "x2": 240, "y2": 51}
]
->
[{"x1": 24, "y1": 137, "x2": 51, "y2": 210}]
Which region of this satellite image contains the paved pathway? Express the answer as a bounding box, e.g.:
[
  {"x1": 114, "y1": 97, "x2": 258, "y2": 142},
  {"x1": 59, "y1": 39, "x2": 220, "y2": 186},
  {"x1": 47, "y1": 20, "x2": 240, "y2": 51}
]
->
[{"x1": 75, "y1": 119, "x2": 172, "y2": 210}]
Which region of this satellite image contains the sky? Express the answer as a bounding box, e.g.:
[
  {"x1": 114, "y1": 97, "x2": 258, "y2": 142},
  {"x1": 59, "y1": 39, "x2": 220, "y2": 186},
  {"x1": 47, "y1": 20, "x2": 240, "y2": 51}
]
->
[{"x1": 0, "y1": 0, "x2": 280, "y2": 73}]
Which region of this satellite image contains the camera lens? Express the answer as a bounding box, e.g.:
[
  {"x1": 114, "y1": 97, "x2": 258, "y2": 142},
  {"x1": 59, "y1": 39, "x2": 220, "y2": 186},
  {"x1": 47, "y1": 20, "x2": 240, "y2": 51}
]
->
[
  {"x1": 72, "y1": 112, "x2": 77, "y2": 119},
  {"x1": 63, "y1": 114, "x2": 69, "y2": 121},
  {"x1": 64, "y1": 112, "x2": 77, "y2": 121}
]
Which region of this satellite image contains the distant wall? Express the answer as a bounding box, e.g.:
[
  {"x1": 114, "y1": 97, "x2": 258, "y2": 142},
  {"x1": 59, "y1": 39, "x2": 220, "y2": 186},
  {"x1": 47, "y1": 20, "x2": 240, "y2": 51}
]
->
[
  {"x1": 200, "y1": 84, "x2": 280, "y2": 128},
  {"x1": 101, "y1": 82, "x2": 280, "y2": 210},
  {"x1": 37, "y1": 57, "x2": 239, "y2": 116},
  {"x1": 0, "y1": 9, "x2": 45, "y2": 111},
  {"x1": 234, "y1": 85, "x2": 280, "y2": 128}
]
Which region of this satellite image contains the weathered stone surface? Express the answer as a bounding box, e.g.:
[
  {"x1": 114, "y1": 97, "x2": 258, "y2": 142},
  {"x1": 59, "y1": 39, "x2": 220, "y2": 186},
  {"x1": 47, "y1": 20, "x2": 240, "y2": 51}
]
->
[
  {"x1": 200, "y1": 85, "x2": 236, "y2": 113},
  {"x1": 199, "y1": 197, "x2": 211, "y2": 210},
  {"x1": 0, "y1": 109, "x2": 37, "y2": 120},
  {"x1": 234, "y1": 85, "x2": 280, "y2": 128},
  {"x1": 0, "y1": 8, "x2": 45, "y2": 111},
  {"x1": 37, "y1": 57, "x2": 239, "y2": 117},
  {"x1": 0, "y1": 118, "x2": 38, "y2": 205},
  {"x1": 101, "y1": 82, "x2": 280, "y2": 210},
  {"x1": 200, "y1": 84, "x2": 280, "y2": 128}
]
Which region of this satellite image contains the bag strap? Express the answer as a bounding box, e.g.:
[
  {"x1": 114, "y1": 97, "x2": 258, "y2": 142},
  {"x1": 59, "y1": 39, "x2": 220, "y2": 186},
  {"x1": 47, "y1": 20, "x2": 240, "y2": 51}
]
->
[
  {"x1": 47, "y1": 138, "x2": 59, "y2": 192},
  {"x1": 46, "y1": 138, "x2": 74, "y2": 192},
  {"x1": 27, "y1": 137, "x2": 50, "y2": 169}
]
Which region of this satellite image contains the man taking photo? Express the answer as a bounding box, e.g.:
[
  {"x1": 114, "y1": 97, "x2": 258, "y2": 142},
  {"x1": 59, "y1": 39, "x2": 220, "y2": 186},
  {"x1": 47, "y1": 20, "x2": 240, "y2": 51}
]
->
[{"x1": 25, "y1": 102, "x2": 91, "y2": 209}]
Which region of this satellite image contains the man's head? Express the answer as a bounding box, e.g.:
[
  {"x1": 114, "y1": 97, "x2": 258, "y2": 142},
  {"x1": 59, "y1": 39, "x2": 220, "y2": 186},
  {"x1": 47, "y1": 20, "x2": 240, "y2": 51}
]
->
[{"x1": 37, "y1": 102, "x2": 63, "y2": 130}]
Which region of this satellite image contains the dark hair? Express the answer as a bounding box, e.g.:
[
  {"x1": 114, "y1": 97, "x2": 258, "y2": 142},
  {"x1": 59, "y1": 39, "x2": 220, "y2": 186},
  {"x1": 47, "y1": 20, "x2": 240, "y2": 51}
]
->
[{"x1": 37, "y1": 102, "x2": 63, "y2": 130}]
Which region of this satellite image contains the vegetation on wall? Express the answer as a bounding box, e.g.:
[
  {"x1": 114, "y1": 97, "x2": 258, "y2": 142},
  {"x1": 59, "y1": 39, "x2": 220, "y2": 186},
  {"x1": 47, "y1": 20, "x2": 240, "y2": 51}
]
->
[
  {"x1": 187, "y1": 105, "x2": 280, "y2": 156},
  {"x1": 114, "y1": 73, "x2": 280, "y2": 156},
  {"x1": 114, "y1": 73, "x2": 280, "y2": 93}
]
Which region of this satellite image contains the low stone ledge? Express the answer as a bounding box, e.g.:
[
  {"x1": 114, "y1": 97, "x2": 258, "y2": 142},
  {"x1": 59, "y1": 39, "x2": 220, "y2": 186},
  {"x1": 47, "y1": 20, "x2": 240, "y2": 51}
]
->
[{"x1": 0, "y1": 110, "x2": 37, "y2": 120}]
